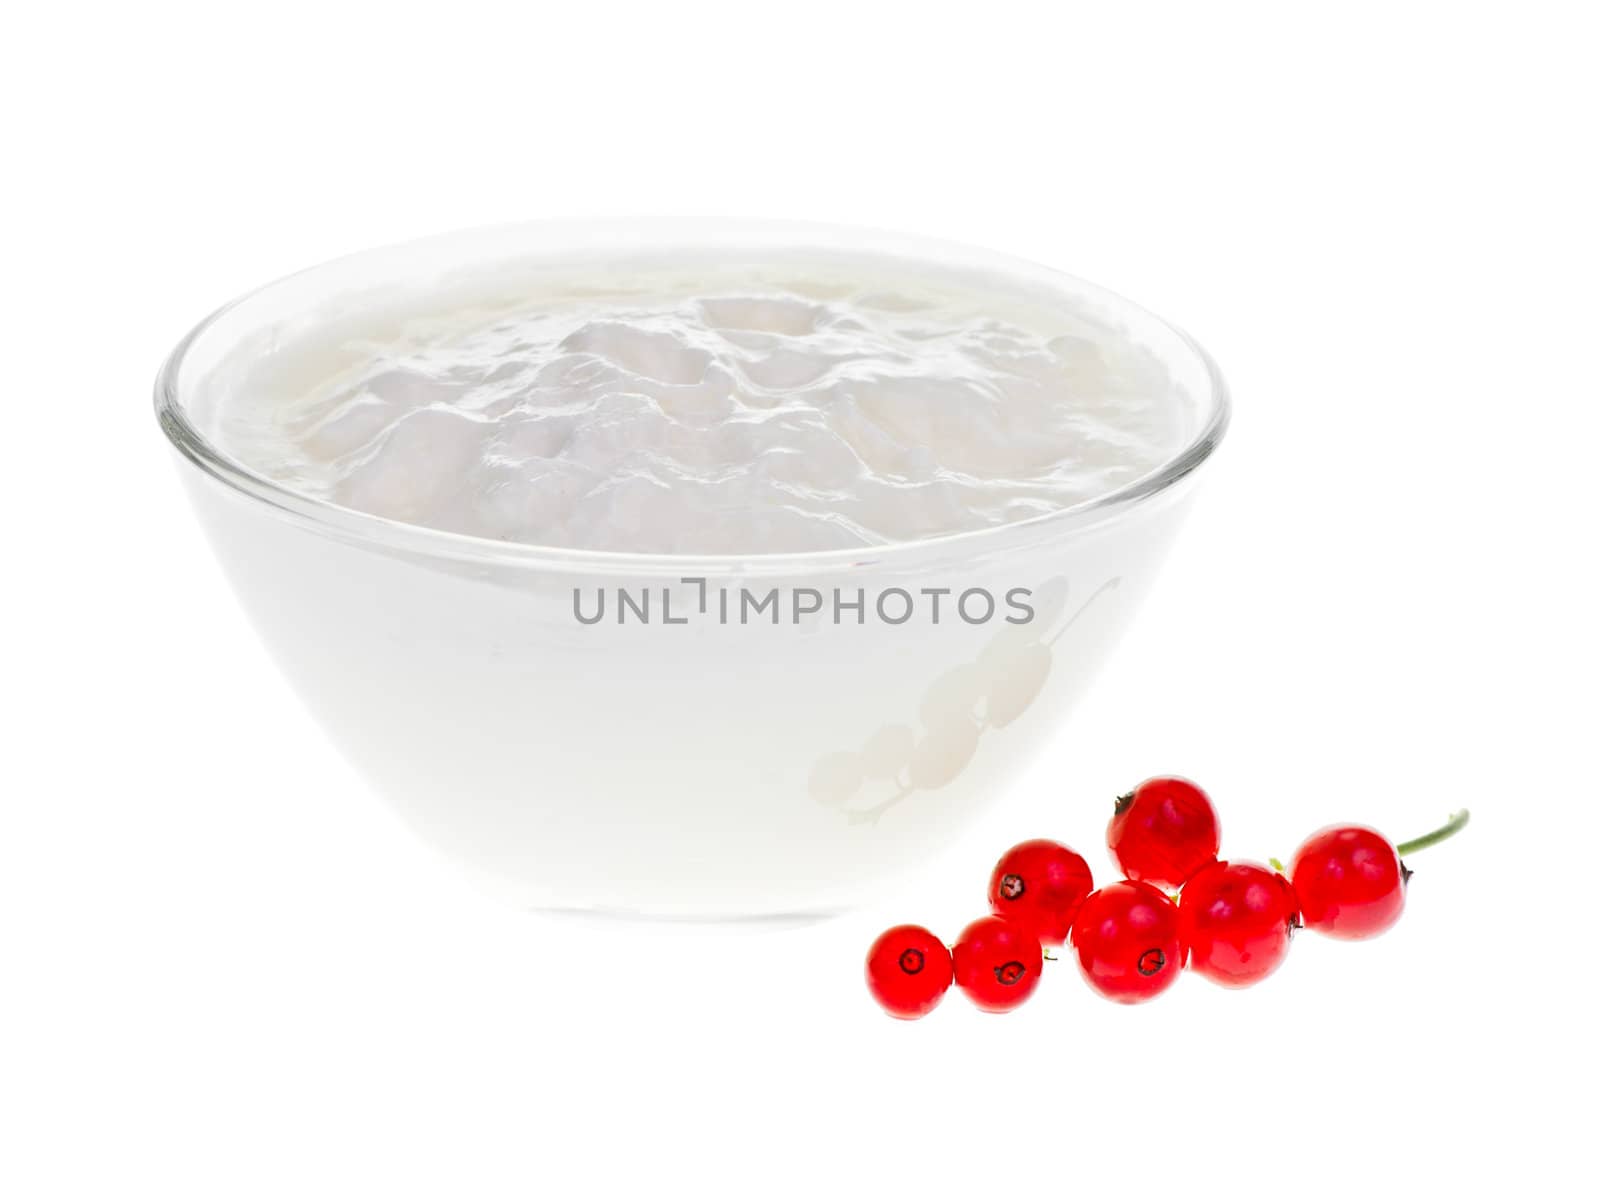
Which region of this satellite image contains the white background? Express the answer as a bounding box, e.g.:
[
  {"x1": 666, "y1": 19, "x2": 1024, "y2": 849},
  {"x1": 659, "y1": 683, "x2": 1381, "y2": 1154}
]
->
[{"x1": 4, "y1": 3, "x2": 1596, "y2": 1198}]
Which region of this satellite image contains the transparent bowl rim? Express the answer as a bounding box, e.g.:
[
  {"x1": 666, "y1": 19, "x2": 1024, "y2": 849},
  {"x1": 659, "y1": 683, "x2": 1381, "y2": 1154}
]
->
[{"x1": 155, "y1": 218, "x2": 1230, "y2": 576}]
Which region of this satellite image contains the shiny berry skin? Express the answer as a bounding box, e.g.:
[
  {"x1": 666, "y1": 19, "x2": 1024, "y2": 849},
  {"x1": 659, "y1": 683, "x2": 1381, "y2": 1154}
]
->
[
  {"x1": 1070, "y1": 880, "x2": 1183, "y2": 1004},
  {"x1": 987, "y1": 839, "x2": 1094, "y2": 946},
  {"x1": 865, "y1": 925, "x2": 953, "y2": 1019},
  {"x1": 1179, "y1": 860, "x2": 1299, "y2": 988},
  {"x1": 1106, "y1": 776, "x2": 1221, "y2": 890},
  {"x1": 952, "y1": 915, "x2": 1044, "y2": 1012},
  {"x1": 1290, "y1": 824, "x2": 1408, "y2": 940}
]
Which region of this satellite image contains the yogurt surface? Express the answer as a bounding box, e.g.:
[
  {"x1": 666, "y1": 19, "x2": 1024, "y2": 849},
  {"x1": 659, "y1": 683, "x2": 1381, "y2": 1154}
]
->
[{"x1": 204, "y1": 252, "x2": 1196, "y2": 554}]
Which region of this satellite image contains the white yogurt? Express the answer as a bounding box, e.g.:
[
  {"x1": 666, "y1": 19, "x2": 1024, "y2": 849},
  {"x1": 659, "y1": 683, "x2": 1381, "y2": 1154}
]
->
[
  {"x1": 166, "y1": 225, "x2": 1226, "y2": 915},
  {"x1": 205, "y1": 253, "x2": 1194, "y2": 554}
]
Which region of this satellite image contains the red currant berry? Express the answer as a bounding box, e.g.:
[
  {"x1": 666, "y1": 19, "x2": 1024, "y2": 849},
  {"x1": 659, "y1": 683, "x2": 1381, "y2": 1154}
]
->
[
  {"x1": 1070, "y1": 880, "x2": 1182, "y2": 1004},
  {"x1": 1289, "y1": 824, "x2": 1408, "y2": 940},
  {"x1": 1106, "y1": 776, "x2": 1221, "y2": 890},
  {"x1": 987, "y1": 839, "x2": 1094, "y2": 946},
  {"x1": 1178, "y1": 860, "x2": 1299, "y2": 988},
  {"x1": 952, "y1": 915, "x2": 1044, "y2": 1012},
  {"x1": 865, "y1": 925, "x2": 953, "y2": 1019}
]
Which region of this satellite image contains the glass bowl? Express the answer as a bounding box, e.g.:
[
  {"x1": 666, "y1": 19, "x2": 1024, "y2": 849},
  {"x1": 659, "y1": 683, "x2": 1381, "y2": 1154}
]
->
[{"x1": 155, "y1": 219, "x2": 1228, "y2": 918}]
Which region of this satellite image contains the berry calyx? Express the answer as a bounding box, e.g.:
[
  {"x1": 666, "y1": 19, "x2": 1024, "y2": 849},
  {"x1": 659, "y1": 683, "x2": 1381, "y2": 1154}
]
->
[
  {"x1": 952, "y1": 915, "x2": 1044, "y2": 1012},
  {"x1": 1069, "y1": 880, "x2": 1183, "y2": 1003},
  {"x1": 1107, "y1": 776, "x2": 1221, "y2": 890},
  {"x1": 1289, "y1": 825, "x2": 1408, "y2": 940},
  {"x1": 1178, "y1": 860, "x2": 1299, "y2": 987},
  {"x1": 987, "y1": 839, "x2": 1094, "y2": 946},
  {"x1": 865, "y1": 925, "x2": 953, "y2": 1019}
]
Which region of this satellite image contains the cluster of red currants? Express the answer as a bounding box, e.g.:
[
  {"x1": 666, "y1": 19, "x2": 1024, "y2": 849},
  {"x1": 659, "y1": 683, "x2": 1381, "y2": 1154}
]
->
[{"x1": 865, "y1": 776, "x2": 1469, "y2": 1018}]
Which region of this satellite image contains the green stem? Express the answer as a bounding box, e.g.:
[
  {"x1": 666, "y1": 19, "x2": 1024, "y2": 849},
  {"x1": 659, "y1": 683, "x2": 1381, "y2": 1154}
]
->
[{"x1": 1396, "y1": 809, "x2": 1471, "y2": 857}]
